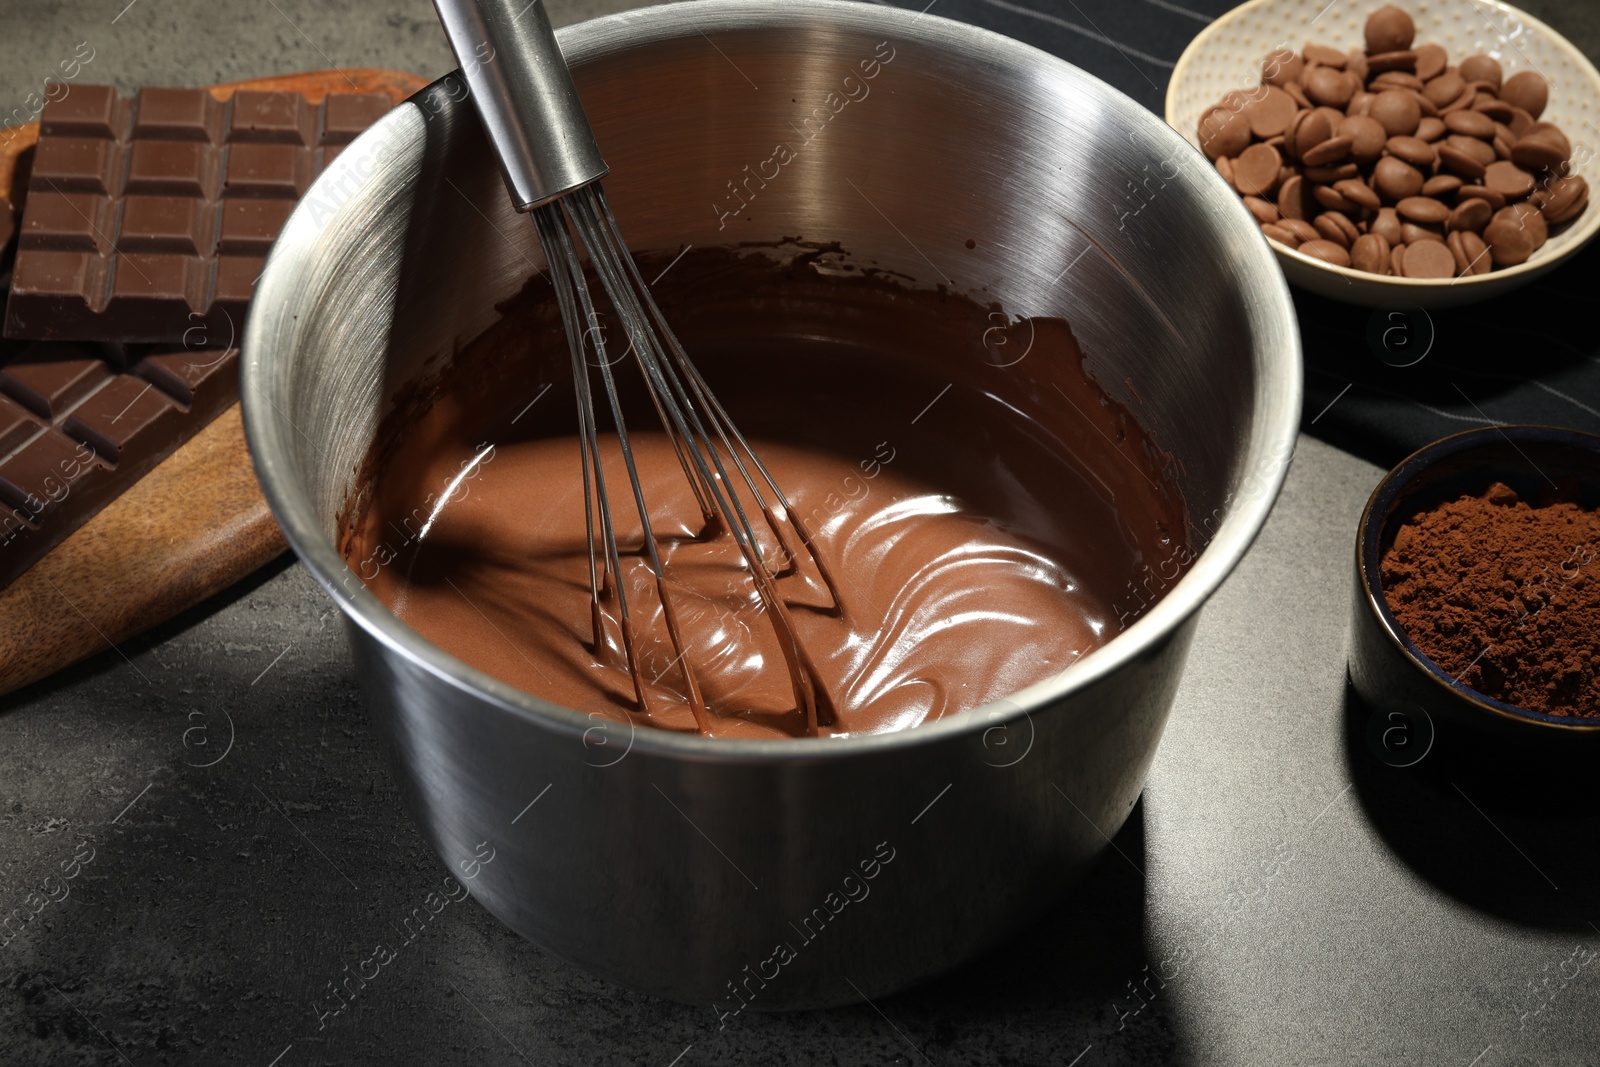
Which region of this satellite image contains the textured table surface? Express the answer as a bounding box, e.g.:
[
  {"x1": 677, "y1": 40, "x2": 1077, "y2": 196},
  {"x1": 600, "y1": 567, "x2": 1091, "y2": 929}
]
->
[{"x1": 3, "y1": 1, "x2": 1599, "y2": 1065}]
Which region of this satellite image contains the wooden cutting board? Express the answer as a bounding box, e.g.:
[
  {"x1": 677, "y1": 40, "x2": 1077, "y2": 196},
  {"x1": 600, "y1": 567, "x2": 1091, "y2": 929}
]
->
[{"x1": 0, "y1": 67, "x2": 429, "y2": 699}]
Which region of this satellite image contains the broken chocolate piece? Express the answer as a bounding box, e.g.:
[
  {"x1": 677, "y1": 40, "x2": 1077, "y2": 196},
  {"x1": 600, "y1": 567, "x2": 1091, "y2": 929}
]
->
[{"x1": 0, "y1": 340, "x2": 238, "y2": 588}]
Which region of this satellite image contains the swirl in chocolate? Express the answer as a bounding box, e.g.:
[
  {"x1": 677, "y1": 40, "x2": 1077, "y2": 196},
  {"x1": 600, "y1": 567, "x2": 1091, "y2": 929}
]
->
[{"x1": 340, "y1": 243, "x2": 1185, "y2": 740}]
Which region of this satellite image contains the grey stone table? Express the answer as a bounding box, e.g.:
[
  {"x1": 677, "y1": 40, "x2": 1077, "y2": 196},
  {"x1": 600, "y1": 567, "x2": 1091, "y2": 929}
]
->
[{"x1": 3, "y1": 1, "x2": 1598, "y2": 1065}]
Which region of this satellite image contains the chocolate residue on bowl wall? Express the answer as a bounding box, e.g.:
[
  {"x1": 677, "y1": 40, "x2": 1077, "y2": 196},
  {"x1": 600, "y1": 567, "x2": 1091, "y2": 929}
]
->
[{"x1": 337, "y1": 241, "x2": 1189, "y2": 739}]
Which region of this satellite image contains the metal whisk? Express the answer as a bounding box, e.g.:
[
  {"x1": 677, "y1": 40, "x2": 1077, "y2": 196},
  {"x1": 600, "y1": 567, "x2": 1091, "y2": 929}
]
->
[{"x1": 433, "y1": 0, "x2": 839, "y2": 734}]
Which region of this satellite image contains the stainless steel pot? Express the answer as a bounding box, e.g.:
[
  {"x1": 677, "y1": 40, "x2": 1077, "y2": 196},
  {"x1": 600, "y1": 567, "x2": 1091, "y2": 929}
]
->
[{"x1": 241, "y1": 0, "x2": 1300, "y2": 1010}]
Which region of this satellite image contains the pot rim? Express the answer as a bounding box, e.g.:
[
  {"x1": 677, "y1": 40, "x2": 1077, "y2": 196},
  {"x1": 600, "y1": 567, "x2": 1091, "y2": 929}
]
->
[{"x1": 240, "y1": 0, "x2": 1303, "y2": 762}]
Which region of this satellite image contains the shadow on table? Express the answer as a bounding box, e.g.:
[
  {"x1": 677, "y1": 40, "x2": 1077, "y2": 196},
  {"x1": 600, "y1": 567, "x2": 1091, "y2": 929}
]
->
[
  {"x1": 1297, "y1": 240, "x2": 1600, "y2": 472},
  {"x1": 872, "y1": 799, "x2": 1187, "y2": 1062},
  {"x1": 1341, "y1": 680, "x2": 1600, "y2": 931},
  {"x1": 0, "y1": 551, "x2": 297, "y2": 715}
]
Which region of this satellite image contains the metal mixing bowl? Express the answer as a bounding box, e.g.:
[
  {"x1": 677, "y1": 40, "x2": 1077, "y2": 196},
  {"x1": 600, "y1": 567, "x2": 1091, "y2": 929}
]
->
[{"x1": 241, "y1": 0, "x2": 1301, "y2": 1008}]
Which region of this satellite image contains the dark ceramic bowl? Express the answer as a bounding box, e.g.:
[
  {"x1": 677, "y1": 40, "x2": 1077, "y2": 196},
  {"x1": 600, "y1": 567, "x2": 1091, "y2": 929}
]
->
[{"x1": 1350, "y1": 426, "x2": 1600, "y2": 744}]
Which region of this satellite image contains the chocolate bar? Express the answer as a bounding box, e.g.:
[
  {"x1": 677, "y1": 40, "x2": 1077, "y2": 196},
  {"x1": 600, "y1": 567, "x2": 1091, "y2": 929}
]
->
[
  {"x1": 4, "y1": 85, "x2": 392, "y2": 343},
  {"x1": 0, "y1": 340, "x2": 235, "y2": 588},
  {"x1": 0, "y1": 195, "x2": 15, "y2": 291}
]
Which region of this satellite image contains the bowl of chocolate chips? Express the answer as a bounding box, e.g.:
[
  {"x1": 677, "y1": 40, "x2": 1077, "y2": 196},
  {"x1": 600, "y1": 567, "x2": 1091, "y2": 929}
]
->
[
  {"x1": 1168, "y1": 0, "x2": 1600, "y2": 307},
  {"x1": 1350, "y1": 426, "x2": 1600, "y2": 739}
]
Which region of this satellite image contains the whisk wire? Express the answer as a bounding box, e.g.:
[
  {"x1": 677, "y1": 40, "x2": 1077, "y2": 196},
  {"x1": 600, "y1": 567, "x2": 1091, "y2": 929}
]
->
[
  {"x1": 536, "y1": 184, "x2": 838, "y2": 734},
  {"x1": 534, "y1": 205, "x2": 652, "y2": 713},
  {"x1": 588, "y1": 189, "x2": 845, "y2": 608}
]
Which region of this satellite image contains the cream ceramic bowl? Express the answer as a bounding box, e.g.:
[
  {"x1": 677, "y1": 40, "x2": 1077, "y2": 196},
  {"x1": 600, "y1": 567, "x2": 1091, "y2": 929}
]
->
[{"x1": 1166, "y1": 0, "x2": 1600, "y2": 308}]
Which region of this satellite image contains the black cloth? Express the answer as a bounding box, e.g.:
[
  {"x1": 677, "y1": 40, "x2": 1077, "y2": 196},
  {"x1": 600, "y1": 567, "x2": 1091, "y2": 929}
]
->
[{"x1": 873, "y1": 0, "x2": 1600, "y2": 469}]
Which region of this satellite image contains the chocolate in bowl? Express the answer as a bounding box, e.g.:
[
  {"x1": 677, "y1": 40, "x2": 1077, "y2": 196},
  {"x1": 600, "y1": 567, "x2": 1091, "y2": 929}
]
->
[
  {"x1": 243, "y1": 0, "x2": 1299, "y2": 1007},
  {"x1": 337, "y1": 243, "x2": 1187, "y2": 740}
]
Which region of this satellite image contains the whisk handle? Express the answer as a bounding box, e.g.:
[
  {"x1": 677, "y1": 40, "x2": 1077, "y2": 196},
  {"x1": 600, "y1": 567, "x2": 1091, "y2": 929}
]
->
[{"x1": 431, "y1": 0, "x2": 609, "y2": 209}]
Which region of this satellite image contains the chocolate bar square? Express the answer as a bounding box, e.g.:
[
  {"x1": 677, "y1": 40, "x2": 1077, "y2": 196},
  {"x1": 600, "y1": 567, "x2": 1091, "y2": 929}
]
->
[{"x1": 126, "y1": 140, "x2": 218, "y2": 198}]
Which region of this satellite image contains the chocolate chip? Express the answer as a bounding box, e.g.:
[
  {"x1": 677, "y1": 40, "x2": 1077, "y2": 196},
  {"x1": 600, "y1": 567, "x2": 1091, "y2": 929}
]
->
[
  {"x1": 1371, "y1": 71, "x2": 1425, "y2": 93},
  {"x1": 1199, "y1": 106, "x2": 1252, "y2": 160},
  {"x1": 1288, "y1": 109, "x2": 1333, "y2": 160},
  {"x1": 1370, "y1": 89, "x2": 1422, "y2": 136},
  {"x1": 1306, "y1": 66, "x2": 1356, "y2": 108},
  {"x1": 1301, "y1": 134, "x2": 1353, "y2": 167},
  {"x1": 1531, "y1": 175, "x2": 1589, "y2": 225},
  {"x1": 1402, "y1": 240, "x2": 1456, "y2": 278},
  {"x1": 1316, "y1": 210, "x2": 1362, "y2": 247},
  {"x1": 1499, "y1": 202, "x2": 1548, "y2": 248},
  {"x1": 1335, "y1": 178, "x2": 1382, "y2": 211},
  {"x1": 1422, "y1": 174, "x2": 1462, "y2": 197},
  {"x1": 1351, "y1": 232, "x2": 1392, "y2": 274},
  {"x1": 1459, "y1": 54, "x2": 1502, "y2": 89},
  {"x1": 1304, "y1": 43, "x2": 1349, "y2": 68},
  {"x1": 1216, "y1": 156, "x2": 1236, "y2": 190},
  {"x1": 1413, "y1": 43, "x2": 1448, "y2": 82},
  {"x1": 1484, "y1": 210, "x2": 1535, "y2": 265},
  {"x1": 1397, "y1": 196, "x2": 1450, "y2": 223},
  {"x1": 1422, "y1": 72, "x2": 1465, "y2": 108},
  {"x1": 1244, "y1": 195, "x2": 1280, "y2": 224},
  {"x1": 1437, "y1": 143, "x2": 1487, "y2": 179},
  {"x1": 1366, "y1": 50, "x2": 1418, "y2": 73},
  {"x1": 1483, "y1": 160, "x2": 1536, "y2": 200},
  {"x1": 1263, "y1": 48, "x2": 1304, "y2": 88},
  {"x1": 1314, "y1": 105, "x2": 1349, "y2": 129},
  {"x1": 1511, "y1": 125, "x2": 1570, "y2": 171},
  {"x1": 1384, "y1": 135, "x2": 1436, "y2": 167},
  {"x1": 1478, "y1": 214, "x2": 1529, "y2": 262},
  {"x1": 1246, "y1": 85, "x2": 1300, "y2": 139},
  {"x1": 1338, "y1": 114, "x2": 1388, "y2": 163},
  {"x1": 1500, "y1": 71, "x2": 1548, "y2": 119},
  {"x1": 1304, "y1": 162, "x2": 1361, "y2": 183},
  {"x1": 1365, "y1": 6, "x2": 1415, "y2": 54},
  {"x1": 1371, "y1": 206, "x2": 1403, "y2": 244},
  {"x1": 1474, "y1": 98, "x2": 1516, "y2": 124},
  {"x1": 1447, "y1": 197, "x2": 1493, "y2": 232},
  {"x1": 1446, "y1": 229, "x2": 1493, "y2": 276},
  {"x1": 1444, "y1": 109, "x2": 1495, "y2": 139},
  {"x1": 1401, "y1": 222, "x2": 1445, "y2": 245},
  {"x1": 1280, "y1": 218, "x2": 1320, "y2": 244},
  {"x1": 1299, "y1": 238, "x2": 1352, "y2": 266},
  {"x1": 1440, "y1": 85, "x2": 1477, "y2": 115},
  {"x1": 1456, "y1": 184, "x2": 1507, "y2": 211},
  {"x1": 1415, "y1": 117, "x2": 1446, "y2": 142},
  {"x1": 1234, "y1": 142, "x2": 1283, "y2": 196},
  {"x1": 1277, "y1": 173, "x2": 1311, "y2": 220},
  {"x1": 1447, "y1": 134, "x2": 1496, "y2": 167},
  {"x1": 1313, "y1": 183, "x2": 1355, "y2": 212},
  {"x1": 1261, "y1": 222, "x2": 1300, "y2": 247},
  {"x1": 1390, "y1": 241, "x2": 1408, "y2": 275},
  {"x1": 1374, "y1": 155, "x2": 1425, "y2": 199}
]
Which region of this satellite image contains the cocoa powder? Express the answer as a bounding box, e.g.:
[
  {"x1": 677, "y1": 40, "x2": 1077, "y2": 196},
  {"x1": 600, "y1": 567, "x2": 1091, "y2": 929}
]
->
[{"x1": 1381, "y1": 482, "x2": 1600, "y2": 716}]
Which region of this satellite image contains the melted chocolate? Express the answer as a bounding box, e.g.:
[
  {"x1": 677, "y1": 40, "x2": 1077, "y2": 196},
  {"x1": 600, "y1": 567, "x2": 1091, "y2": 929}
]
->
[{"x1": 340, "y1": 243, "x2": 1186, "y2": 739}]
